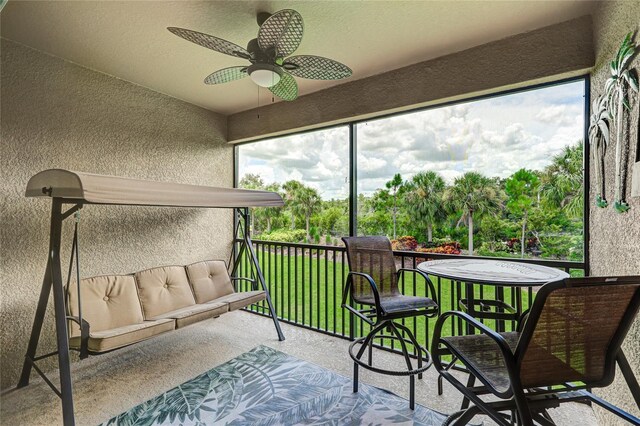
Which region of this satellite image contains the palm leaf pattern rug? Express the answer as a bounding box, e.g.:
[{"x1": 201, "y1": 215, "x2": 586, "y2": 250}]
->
[{"x1": 102, "y1": 345, "x2": 450, "y2": 425}]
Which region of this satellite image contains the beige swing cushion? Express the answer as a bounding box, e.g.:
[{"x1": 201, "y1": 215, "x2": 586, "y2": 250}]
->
[
  {"x1": 135, "y1": 265, "x2": 231, "y2": 328},
  {"x1": 134, "y1": 266, "x2": 196, "y2": 318},
  {"x1": 185, "y1": 260, "x2": 235, "y2": 303},
  {"x1": 67, "y1": 274, "x2": 175, "y2": 352},
  {"x1": 186, "y1": 260, "x2": 266, "y2": 310}
]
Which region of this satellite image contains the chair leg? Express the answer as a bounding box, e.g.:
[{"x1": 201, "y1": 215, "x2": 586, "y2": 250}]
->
[
  {"x1": 512, "y1": 388, "x2": 534, "y2": 426},
  {"x1": 452, "y1": 406, "x2": 482, "y2": 426},
  {"x1": 532, "y1": 411, "x2": 556, "y2": 426},
  {"x1": 394, "y1": 322, "x2": 424, "y2": 380},
  {"x1": 437, "y1": 355, "x2": 459, "y2": 396},
  {"x1": 388, "y1": 323, "x2": 418, "y2": 410},
  {"x1": 461, "y1": 374, "x2": 475, "y2": 410},
  {"x1": 367, "y1": 339, "x2": 373, "y2": 366},
  {"x1": 388, "y1": 323, "x2": 413, "y2": 372},
  {"x1": 409, "y1": 374, "x2": 415, "y2": 410},
  {"x1": 353, "y1": 362, "x2": 359, "y2": 393},
  {"x1": 355, "y1": 321, "x2": 387, "y2": 360},
  {"x1": 352, "y1": 321, "x2": 388, "y2": 395}
]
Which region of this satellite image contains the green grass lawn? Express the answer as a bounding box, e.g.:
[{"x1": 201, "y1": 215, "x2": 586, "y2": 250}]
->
[{"x1": 234, "y1": 249, "x2": 586, "y2": 352}]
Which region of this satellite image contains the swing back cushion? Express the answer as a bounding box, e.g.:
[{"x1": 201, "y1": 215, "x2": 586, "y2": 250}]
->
[
  {"x1": 67, "y1": 274, "x2": 176, "y2": 352},
  {"x1": 134, "y1": 266, "x2": 196, "y2": 319},
  {"x1": 186, "y1": 260, "x2": 235, "y2": 303},
  {"x1": 186, "y1": 260, "x2": 267, "y2": 310},
  {"x1": 68, "y1": 275, "x2": 145, "y2": 336}
]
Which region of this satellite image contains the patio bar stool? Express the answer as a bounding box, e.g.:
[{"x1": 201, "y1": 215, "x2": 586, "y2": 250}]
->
[{"x1": 341, "y1": 236, "x2": 439, "y2": 409}]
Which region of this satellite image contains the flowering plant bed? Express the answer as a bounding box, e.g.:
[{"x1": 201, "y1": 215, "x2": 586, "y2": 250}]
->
[{"x1": 416, "y1": 242, "x2": 461, "y2": 255}]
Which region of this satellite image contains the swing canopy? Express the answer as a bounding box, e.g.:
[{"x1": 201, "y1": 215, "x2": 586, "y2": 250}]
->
[{"x1": 25, "y1": 169, "x2": 284, "y2": 208}]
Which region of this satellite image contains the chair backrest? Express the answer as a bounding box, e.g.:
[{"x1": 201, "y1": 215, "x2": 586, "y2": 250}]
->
[
  {"x1": 342, "y1": 236, "x2": 400, "y2": 302},
  {"x1": 515, "y1": 276, "x2": 640, "y2": 389}
]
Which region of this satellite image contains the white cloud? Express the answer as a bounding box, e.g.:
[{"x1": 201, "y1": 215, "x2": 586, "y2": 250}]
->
[{"x1": 239, "y1": 81, "x2": 585, "y2": 199}]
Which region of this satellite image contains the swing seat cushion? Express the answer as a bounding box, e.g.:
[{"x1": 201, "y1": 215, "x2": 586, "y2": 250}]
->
[
  {"x1": 211, "y1": 290, "x2": 266, "y2": 311},
  {"x1": 186, "y1": 260, "x2": 235, "y2": 303},
  {"x1": 70, "y1": 318, "x2": 175, "y2": 353},
  {"x1": 68, "y1": 274, "x2": 147, "y2": 337},
  {"x1": 149, "y1": 301, "x2": 228, "y2": 328},
  {"x1": 135, "y1": 266, "x2": 197, "y2": 319}
]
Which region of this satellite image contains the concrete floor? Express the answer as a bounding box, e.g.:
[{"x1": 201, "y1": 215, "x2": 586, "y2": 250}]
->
[{"x1": 0, "y1": 311, "x2": 598, "y2": 425}]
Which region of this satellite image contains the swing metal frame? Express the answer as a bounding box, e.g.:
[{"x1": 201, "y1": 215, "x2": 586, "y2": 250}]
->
[{"x1": 17, "y1": 193, "x2": 284, "y2": 426}]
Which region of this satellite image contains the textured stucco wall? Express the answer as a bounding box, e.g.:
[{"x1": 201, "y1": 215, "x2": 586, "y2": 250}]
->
[
  {"x1": 227, "y1": 16, "x2": 594, "y2": 143},
  {"x1": 0, "y1": 39, "x2": 232, "y2": 390},
  {"x1": 589, "y1": 1, "x2": 640, "y2": 422}
]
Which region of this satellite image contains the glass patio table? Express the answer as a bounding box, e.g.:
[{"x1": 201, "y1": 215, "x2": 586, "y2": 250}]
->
[{"x1": 417, "y1": 258, "x2": 570, "y2": 331}]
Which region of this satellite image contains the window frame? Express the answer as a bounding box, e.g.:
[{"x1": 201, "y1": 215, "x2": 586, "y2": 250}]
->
[{"x1": 233, "y1": 75, "x2": 590, "y2": 270}]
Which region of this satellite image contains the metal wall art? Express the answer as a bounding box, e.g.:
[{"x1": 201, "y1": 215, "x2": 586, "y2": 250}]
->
[
  {"x1": 589, "y1": 95, "x2": 611, "y2": 207},
  {"x1": 604, "y1": 32, "x2": 639, "y2": 213}
]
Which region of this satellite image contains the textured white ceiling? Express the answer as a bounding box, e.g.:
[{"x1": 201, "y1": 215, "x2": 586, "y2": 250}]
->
[{"x1": 1, "y1": 1, "x2": 595, "y2": 115}]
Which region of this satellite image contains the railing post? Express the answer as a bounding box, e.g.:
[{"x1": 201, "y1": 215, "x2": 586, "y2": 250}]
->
[{"x1": 349, "y1": 123, "x2": 357, "y2": 237}]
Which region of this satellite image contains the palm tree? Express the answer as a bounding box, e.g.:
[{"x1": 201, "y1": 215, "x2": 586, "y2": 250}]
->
[
  {"x1": 540, "y1": 142, "x2": 584, "y2": 218},
  {"x1": 505, "y1": 169, "x2": 539, "y2": 258},
  {"x1": 282, "y1": 180, "x2": 303, "y2": 230},
  {"x1": 444, "y1": 172, "x2": 501, "y2": 254},
  {"x1": 385, "y1": 173, "x2": 406, "y2": 239},
  {"x1": 263, "y1": 183, "x2": 282, "y2": 233},
  {"x1": 605, "y1": 32, "x2": 638, "y2": 213},
  {"x1": 588, "y1": 95, "x2": 611, "y2": 208},
  {"x1": 296, "y1": 186, "x2": 322, "y2": 241},
  {"x1": 405, "y1": 171, "x2": 446, "y2": 242}
]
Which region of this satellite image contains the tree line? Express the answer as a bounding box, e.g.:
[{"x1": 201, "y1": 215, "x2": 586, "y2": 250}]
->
[{"x1": 240, "y1": 142, "x2": 583, "y2": 260}]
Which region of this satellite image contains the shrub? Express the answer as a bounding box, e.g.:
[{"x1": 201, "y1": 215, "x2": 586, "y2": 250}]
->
[
  {"x1": 257, "y1": 229, "x2": 307, "y2": 243},
  {"x1": 391, "y1": 236, "x2": 418, "y2": 251}
]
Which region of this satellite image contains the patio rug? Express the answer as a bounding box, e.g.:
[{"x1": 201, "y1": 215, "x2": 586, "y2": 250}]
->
[{"x1": 101, "y1": 345, "x2": 451, "y2": 425}]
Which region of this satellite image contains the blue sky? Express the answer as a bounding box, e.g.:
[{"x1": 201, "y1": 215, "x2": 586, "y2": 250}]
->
[{"x1": 238, "y1": 80, "x2": 585, "y2": 200}]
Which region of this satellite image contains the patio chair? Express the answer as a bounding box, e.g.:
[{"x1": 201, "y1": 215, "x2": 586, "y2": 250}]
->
[
  {"x1": 341, "y1": 236, "x2": 439, "y2": 409},
  {"x1": 432, "y1": 276, "x2": 640, "y2": 426}
]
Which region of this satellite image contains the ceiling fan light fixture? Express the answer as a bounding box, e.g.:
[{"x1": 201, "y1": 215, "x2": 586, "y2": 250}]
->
[{"x1": 247, "y1": 64, "x2": 282, "y2": 88}]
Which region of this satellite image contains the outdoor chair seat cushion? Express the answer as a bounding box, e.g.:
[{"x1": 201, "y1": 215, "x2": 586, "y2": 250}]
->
[
  {"x1": 357, "y1": 294, "x2": 438, "y2": 315},
  {"x1": 69, "y1": 318, "x2": 175, "y2": 353},
  {"x1": 149, "y1": 301, "x2": 228, "y2": 328},
  {"x1": 209, "y1": 290, "x2": 266, "y2": 311},
  {"x1": 441, "y1": 331, "x2": 520, "y2": 394}
]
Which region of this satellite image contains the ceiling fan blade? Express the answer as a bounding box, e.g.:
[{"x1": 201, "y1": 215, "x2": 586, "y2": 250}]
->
[
  {"x1": 168, "y1": 27, "x2": 250, "y2": 59},
  {"x1": 284, "y1": 55, "x2": 352, "y2": 80},
  {"x1": 269, "y1": 72, "x2": 298, "y2": 101},
  {"x1": 204, "y1": 66, "x2": 248, "y2": 85},
  {"x1": 258, "y1": 9, "x2": 304, "y2": 58}
]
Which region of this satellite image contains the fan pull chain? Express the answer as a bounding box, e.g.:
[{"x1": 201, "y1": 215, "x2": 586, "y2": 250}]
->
[{"x1": 257, "y1": 85, "x2": 260, "y2": 119}]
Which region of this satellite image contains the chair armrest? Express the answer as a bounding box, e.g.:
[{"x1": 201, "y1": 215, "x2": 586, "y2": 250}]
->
[
  {"x1": 432, "y1": 310, "x2": 518, "y2": 398},
  {"x1": 342, "y1": 271, "x2": 384, "y2": 315},
  {"x1": 230, "y1": 276, "x2": 257, "y2": 290},
  {"x1": 66, "y1": 316, "x2": 90, "y2": 359},
  {"x1": 434, "y1": 311, "x2": 513, "y2": 358},
  {"x1": 517, "y1": 309, "x2": 530, "y2": 332},
  {"x1": 397, "y1": 268, "x2": 439, "y2": 308}
]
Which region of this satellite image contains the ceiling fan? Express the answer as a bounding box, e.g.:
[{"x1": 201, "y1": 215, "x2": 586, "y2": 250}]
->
[{"x1": 168, "y1": 9, "x2": 352, "y2": 101}]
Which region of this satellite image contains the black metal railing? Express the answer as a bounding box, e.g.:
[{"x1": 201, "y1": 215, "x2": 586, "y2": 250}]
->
[{"x1": 235, "y1": 239, "x2": 586, "y2": 356}]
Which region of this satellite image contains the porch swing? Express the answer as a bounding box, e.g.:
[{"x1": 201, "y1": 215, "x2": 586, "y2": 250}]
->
[{"x1": 17, "y1": 169, "x2": 286, "y2": 426}]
